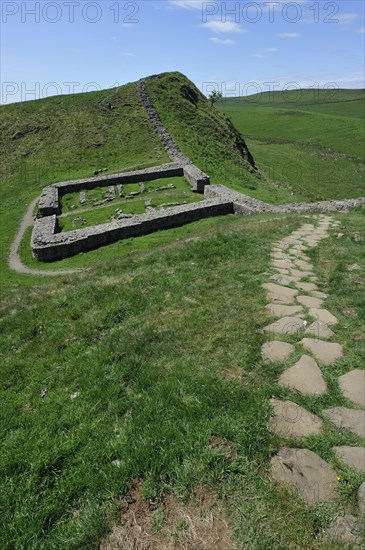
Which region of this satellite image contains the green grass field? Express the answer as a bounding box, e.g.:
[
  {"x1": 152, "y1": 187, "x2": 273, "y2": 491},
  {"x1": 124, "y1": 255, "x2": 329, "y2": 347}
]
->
[
  {"x1": 218, "y1": 89, "x2": 365, "y2": 202},
  {"x1": 220, "y1": 88, "x2": 365, "y2": 118},
  {"x1": 1, "y1": 74, "x2": 365, "y2": 548},
  {"x1": 1, "y1": 209, "x2": 365, "y2": 548}
]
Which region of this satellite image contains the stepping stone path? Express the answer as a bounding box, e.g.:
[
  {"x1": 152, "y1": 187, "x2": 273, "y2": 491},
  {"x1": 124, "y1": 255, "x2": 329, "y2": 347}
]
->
[
  {"x1": 264, "y1": 316, "x2": 305, "y2": 336},
  {"x1": 300, "y1": 338, "x2": 343, "y2": 366},
  {"x1": 270, "y1": 448, "x2": 338, "y2": 505},
  {"x1": 305, "y1": 321, "x2": 334, "y2": 339},
  {"x1": 308, "y1": 308, "x2": 338, "y2": 325},
  {"x1": 332, "y1": 446, "x2": 365, "y2": 473},
  {"x1": 324, "y1": 515, "x2": 362, "y2": 545},
  {"x1": 262, "y1": 283, "x2": 298, "y2": 304},
  {"x1": 266, "y1": 304, "x2": 303, "y2": 317},
  {"x1": 296, "y1": 295, "x2": 323, "y2": 309},
  {"x1": 261, "y1": 342, "x2": 295, "y2": 362},
  {"x1": 279, "y1": 355, "x2": 327, "y2": 396},
  {"x1": 260, "y1": 215, "x2": 365, "y2": 541},
  {"x1": 270, "y1": 399, "x2": 323, "y2": 438},
  {"x1": 296, "y1": 282, "x2": 318, "y2": 292},
  {"x1": 323, "y1": 407, "x2": 365, "y2": 439},
  {"x1": 338, "y1": 369, "x2": 365, "y2": 407}
]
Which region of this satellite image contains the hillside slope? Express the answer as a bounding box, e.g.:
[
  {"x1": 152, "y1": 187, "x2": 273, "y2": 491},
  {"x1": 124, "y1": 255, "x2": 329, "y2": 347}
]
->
[
  {"x1": 218, "y1": 89, "x2": 365, "y2": 201},
  {"x1": 145, "y1": 72, "x2": 257, "y2": 188},
  {"x1": 0, "y1": 72, "x2": 259, "y2": 279}
]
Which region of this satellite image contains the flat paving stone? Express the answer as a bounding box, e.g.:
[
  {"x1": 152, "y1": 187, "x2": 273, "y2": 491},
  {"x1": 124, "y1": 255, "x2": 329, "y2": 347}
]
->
[
  {"x1": 263, "y1": 283, "x2": 298, "y2": 304},
  {"x1": 323, "y1": 407, "x2": 365, "y2": 439},
  {"x1": 275, "y1": 268, "x2": 290, "y2": 275},
  {"x1": 324, "y1": 515, "x2": 362, "y2": 545},
  {"x1": 300, "y1": 338, "x2": 343, "y2": 366},
  {"x1": 333, "y1": 446, "x2": 365, "y2": 473},
  {"x1": 271, "y1": 260, "x2": 295, "y2": 270},
  {"x1": 273, "y1": 242, "x2": 288, "y2": 249},
  {"x1": 281, "y1": 236, "x2": 303, "y2": 244},
  {"x1": 261, "y1": 341, "x2": 295, "y2": 362},
  {"x1": 305, "y1": 321, "x2": 335, "y2": 339},
  {"x1": 297, "y1": 296, "x2": 324, "y2": 309},
  {"x1": 309, "y1": 308, "x2": 338, "y2": 325},
  {"x1": 270, "y1": 274, "x2": 299, "y2": 286},
  {"x1": 264, "y1": 316, "x2": 306, "y2": 336},
  {"x1": 296, "y1": 260, "x2": 314, "y2": 271},
  {"x1": 358, "y1": 482, "x2": 365, "y2": 513},
  {"x1": 271, "y1": 448, "x2": 338, "y2": 505},
  {"x1": 270, "y1": 399, "x2": 323, "y2": 438},
  {"x1": 279, "y1": 354, "x2": 327, "y2": 396},
  {"x1": 271, "y1": 252, "x2": 286, "y2": 260},
  {"x1": 290, "y1": 269, "x2": 316, "y2": 279},
  {"x1": 338, "y1": 369, "x2": 365, "y2": 408},
  {"x1": 266, "y1": 304, "x2": 303, "y2": 317},
  {"x1": 311, "y1": 291, "x2": 328, "y2": 299},
  {"x1": 296, "y1": 282, "x2": 318, "y2": 292}
]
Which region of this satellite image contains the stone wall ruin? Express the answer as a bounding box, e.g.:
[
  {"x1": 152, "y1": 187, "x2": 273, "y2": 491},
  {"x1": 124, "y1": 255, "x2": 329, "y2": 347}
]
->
[{"x1": 31, "y1": 78, "x2": 365, "y2": 263}]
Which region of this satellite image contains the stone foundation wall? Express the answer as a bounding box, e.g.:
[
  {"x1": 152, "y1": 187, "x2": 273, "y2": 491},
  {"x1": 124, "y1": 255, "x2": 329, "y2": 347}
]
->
[
  {"x1": 32, "y1": 75, "x2": 364, "y2": 264},
  {"x1": 183, "y1": 165, "x2": 210, "y2": 193},
  {"x1": 37, "y1": 163, "x2": 184, "y2": 217},
  {"x1": 32, "y1": 199, "x2": 233, "y2": 262},
  {"x1": 207, "y1": 184, "x2": 365, "y2": 215},
  {"x1": 38, "y1": 186, "x2": 61, "y2": 216},
  {"x1": 32, "y1": 179, "x2": 364, "y2": 263}
]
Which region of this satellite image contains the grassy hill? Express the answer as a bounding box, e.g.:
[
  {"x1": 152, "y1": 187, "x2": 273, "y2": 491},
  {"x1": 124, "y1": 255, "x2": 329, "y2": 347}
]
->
[
  {"x1": 0, "y1": 72, "x2": 269, "y2": 281},
  {"x1": 1, "y1": 74, "x2": 365, "y2": 548},
  {"x1": 218, "y1": 89, "x2": 365, "y2": 202}
]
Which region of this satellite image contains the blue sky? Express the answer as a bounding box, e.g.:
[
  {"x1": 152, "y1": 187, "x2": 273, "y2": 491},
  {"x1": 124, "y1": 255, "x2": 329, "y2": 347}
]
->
[{"x1": 1, "y1": 0, "x2": 364, "y2": 103}]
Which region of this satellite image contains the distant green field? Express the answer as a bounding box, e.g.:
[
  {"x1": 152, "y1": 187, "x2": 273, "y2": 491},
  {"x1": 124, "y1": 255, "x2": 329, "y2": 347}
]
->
[
  {"x1": 218, "y1": 88, "x2": 365, "y2": 201},
  {"x1": 220, "y1": 88, "x2": 365, "y2": 119}
]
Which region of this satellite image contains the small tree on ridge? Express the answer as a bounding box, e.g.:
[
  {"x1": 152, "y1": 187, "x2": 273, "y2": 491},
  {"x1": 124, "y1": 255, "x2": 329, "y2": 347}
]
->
[{"x1": 208, "y1": 90, "x2": 223, "y2": 107}]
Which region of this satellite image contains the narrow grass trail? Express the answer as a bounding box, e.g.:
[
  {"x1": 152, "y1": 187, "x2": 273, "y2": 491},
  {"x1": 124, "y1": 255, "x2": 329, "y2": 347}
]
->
[{"x1": 8, "y1": 197, "x2": 83, "y2": 276}]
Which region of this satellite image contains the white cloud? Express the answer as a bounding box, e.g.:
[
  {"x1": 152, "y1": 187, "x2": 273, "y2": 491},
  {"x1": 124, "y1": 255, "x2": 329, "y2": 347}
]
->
[
  {"x1": 277, "y1": 32, "x2": 301, "y2": 38},
  {"x1": 199, "y1": 20, "x2": 245, "y2": 34},
  {"x1": 356, "y1": 27, "x2": 365, "y2": 34},
  {"x1": 209, "y1": 37, "x2": 235, "y2": 46},
  {"x1": 336, "y1": 13, "x2": 358, "y2": 25},
  {"x1": 125, "y1": 53, "x2": 135, "y2": 57},
  {"x1": 267, "y1": 47, "x2": 278, "y2": 52},
  {"x1": 168, "y1": 0, "x2": 203, "y2": 9},
  {"x1": 252, "y1": 53, "x2": 264, "y2": 58}
]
